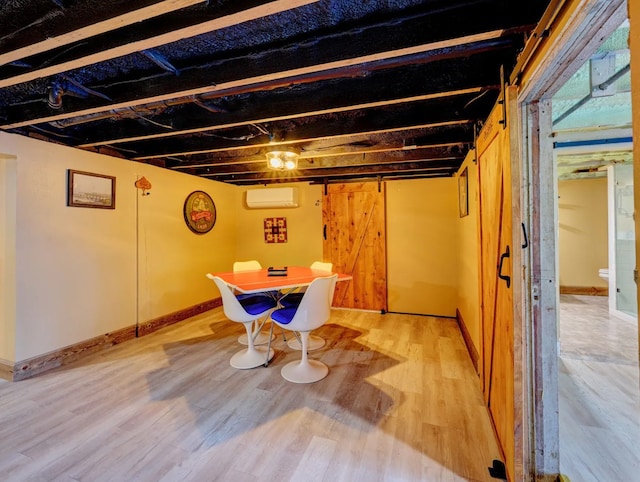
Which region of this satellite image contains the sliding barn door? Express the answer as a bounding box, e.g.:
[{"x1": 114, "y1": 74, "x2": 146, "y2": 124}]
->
[
  {"x1": 322, "y1": 182, "x2": 387, "y2": 311},
  {"x1": 477, "y1": 87, "x2": 517, "y2": 480}
]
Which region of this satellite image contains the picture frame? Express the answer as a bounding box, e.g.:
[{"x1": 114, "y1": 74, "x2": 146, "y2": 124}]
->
[
  {"x1": 67, "y1": 170, "x2": 116, "y2": 209},
  {"x1": 458, "y1": 167, "x2": 469, "y2": 217}
]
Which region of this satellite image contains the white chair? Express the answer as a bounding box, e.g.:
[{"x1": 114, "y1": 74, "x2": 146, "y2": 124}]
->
[
  {"x1": 269, "y1": 274, "x2": 337, "y2": 383},
  {"x1": 233, "y1": 260, "x2": 262, "y2": 272},
  {"x1": 207, "y1": 274, "x2": 277, "y2": 369},
  {"x1": 233, "y1": 260, "x2": 276, "y2": 346},
  {"x1": 280, "y1": 261, "x2": 333, "y2": 351}
]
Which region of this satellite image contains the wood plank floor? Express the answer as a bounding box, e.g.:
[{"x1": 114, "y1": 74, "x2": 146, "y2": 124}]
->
[
  {"x1": 558, "y1": 294, "x2": 640, "y2": 482},
  {"x1": 0, "y1": 309, "x2": 503, "y2": 482}
]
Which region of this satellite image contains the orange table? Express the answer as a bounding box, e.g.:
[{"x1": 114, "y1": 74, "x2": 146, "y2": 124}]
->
[
  {"x1": 213, "y1": 266, "x2": 351, "y2": 353},
  {"x1": 212, "y1": 266, "x2": 351, "y2": 294}
]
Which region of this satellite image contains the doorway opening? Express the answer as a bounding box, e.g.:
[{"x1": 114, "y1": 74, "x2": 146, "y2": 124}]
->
[
  {"x1": 520, "y1": 1, "x2": 639, "y2": 478},
  {"x1": 552, "y1": 18, "x2": 639, "y2": 481}
]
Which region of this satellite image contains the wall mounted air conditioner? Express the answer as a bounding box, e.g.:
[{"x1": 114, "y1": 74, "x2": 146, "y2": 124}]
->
[{"x1": 245, "y1": 187, "x2": 299, "y2": 208}]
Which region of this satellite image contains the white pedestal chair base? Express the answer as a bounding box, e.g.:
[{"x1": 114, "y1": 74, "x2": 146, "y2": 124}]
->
[
  {"x1": 286, "y1": 334, "x2": 325, "y2": 351},
  {"x1": 230, "y1": 346, "x2": 275, "y2": 369},
  {"x1": 281, "y1": 359, "x2": 329, "y2": 383},
  {"x1": 238, "y1": 330, "x2": 276, "y2": 346}
]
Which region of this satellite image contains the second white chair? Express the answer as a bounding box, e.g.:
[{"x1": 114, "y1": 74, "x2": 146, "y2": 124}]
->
[
  {"x1": 280, "y1": 261, "x2": 333, "y2": 351},
  {"x1": 270, "y1": 274, "x2": 337, "y2": 383}
]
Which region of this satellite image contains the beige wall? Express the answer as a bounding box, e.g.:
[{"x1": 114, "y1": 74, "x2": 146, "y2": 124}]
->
[
  {"x1": 135, "y1": 164, "x2": 239, "y2": 322},
  {"x1": 456, "y1": 153, "x2": 481, "y2": 350},
  {"x1": 558, "y1": 177, "x2": 608, "y2": 288},
  {"x1": 234, "y1": 179, "x2": 461, "y2": 317},
  {"x1": 386, "y1": 178, "x2": 458, "y2": 317},
  {"x1": 1, "y1": 131, "x2": 238, "y2": 362},
  {"x1": 0, "y1": 154, "x2": 17, "y2": 362},
  {"x1": 235, "y1": 183, "x2": 323, "y2": 268},
  {"x1": 1, "y1": 132, "x2": 467, "y2": 363}
]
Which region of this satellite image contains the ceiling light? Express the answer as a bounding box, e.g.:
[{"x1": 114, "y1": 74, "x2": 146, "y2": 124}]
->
[{"x1": 266, "y1": 149, "x2": 299, "y2": 170}]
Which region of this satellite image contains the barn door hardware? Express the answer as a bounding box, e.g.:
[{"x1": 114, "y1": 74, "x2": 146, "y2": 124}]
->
[
  {"x1": 488, "y1": 459, "x2": 507, "y2": 480},
  {"x1": 472, "y1": 123, "x2": 479, "y2": 163},
  {"x1": 324, "y1": 179, "x2": 328, "y2": 196},
  {"x1": 498, "y1": 65, "x2": 507, "y2": 128},
  {"x1": 498, "y1": 245, "x2": 511, "y2": 288},
  {"x1": 377, "y1": 175, "x2": 382, "y2": 192},
  {"x1": 323, "y1": 224, "x2": 327, "y2": 240},
  {"x1": 521, "y1": 223, "x2": 529, "y2": 249}
]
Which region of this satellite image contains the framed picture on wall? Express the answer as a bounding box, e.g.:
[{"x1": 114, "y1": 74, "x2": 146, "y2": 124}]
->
[
  {"x1": 67, "y1": 170, "x2": 116, "y2": 209},
  {"x1": 458, "y1": 167, "x2": 469, "y2": 217}
]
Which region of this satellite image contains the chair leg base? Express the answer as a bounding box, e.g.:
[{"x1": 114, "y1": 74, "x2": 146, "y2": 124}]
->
[
  {"x1": 286, "y1": 334, "x2": 325, "y2": 351},
  {"x1": 230, "y1": 346, "x2": 274, "y2": 369},
  {"x1": 280, "y1": 359, "x2": 329, "y2": 383},
  {"x1": 237, "y1": 331, "x2": 276, "y2": 346}
]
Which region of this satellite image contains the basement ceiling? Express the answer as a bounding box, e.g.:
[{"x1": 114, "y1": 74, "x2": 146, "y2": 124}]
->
[
  {"x1": 552, "y1": 20, "x2": 632, "y2": 180},
  {"x1": 0, "y1": 0, "x2": 555, "y2": 185}
]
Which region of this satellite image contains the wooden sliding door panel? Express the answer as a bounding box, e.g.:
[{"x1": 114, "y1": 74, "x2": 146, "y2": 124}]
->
[
  {"x1": 477, "y1": 87, "x2": 515, "y2": 481},
  {"x1": 322, "y1": 182, "x2": 387, "y2": 311}
]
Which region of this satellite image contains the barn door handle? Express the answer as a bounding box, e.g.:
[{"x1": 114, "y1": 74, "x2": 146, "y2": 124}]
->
[
  {"x1": 521, "y1": 223, "x2": 529, "y2": 249},
  {"x1": 498, "y1": 245, "x2": 511, "y2": 288},
  {"x1": 323, "y1": 224, "x2": 327, "y2": 240}
]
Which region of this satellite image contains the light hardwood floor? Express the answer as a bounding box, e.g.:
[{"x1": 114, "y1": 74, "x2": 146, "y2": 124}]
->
[
  {"x1": 558, "y1": 294, "x2": 640, "y2": 482},
  {"x1": 0, "y1": 309, "x2": 504, "y2": 482}
]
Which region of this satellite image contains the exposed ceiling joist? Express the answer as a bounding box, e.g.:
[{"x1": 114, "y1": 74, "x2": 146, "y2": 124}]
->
[{"x1": 0, "y1": 1, "x2": 560, "y2": 185}]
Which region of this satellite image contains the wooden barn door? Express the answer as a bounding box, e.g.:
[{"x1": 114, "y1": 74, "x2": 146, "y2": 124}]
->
[
  {"x1": 322, "y1": 182, "x2": 387, "y2": 311},
  {"x1": 477, "y1": 86, "x2": 516, "y2": 480}
]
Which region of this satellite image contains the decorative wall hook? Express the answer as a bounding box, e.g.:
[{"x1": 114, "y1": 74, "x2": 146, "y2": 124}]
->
[{"x1": 135, "y1": 176, "x2": 152, "y2": 196}]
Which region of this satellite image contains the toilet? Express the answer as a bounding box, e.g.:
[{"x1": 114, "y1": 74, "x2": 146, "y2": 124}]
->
[{"x1": 598, "y1": 268, "x2": 609, "y2": 281}]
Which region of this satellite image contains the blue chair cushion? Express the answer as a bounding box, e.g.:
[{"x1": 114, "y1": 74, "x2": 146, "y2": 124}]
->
[
  {"x1": 279, "y1": 292, "x2": 304, "y2": 308},
  {"x1": 239, "y1": 296, "x2": 277, "y2": 315},
  {"x1": 271, "y1": 306, "x2": 298, "y2": 325}
]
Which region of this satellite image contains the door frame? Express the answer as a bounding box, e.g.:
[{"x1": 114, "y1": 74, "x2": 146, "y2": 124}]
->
[{"x1": 516, "y1": 0, "x2": 629, "y2": 478}]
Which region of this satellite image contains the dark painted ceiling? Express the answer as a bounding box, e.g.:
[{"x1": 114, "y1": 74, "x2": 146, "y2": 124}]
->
[{"x1": 0, "y1": 0, "x2": 554, "y2": 185}]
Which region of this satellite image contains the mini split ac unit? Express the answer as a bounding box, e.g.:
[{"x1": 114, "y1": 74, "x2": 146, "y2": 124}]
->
[{"x1": 245, "y1": 187, "x2": 299, "y2": 209}]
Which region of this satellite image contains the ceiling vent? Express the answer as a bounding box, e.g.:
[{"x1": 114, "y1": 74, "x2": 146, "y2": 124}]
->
[{"x1": 245, "y1": 187, "x2": 299, "y2": 209}]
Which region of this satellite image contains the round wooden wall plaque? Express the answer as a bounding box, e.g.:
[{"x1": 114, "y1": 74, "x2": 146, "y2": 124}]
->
[{"x1": 183, "y1": 191, "x2": 216, "y2": 234}]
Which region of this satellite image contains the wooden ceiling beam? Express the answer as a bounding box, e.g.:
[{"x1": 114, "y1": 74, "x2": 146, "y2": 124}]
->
[
  {"x1": 128, "y1": 119, "x2": 474, "y2": 161},
  {"x1": 0, "y1": 0, "x2": 319, "y2": 87},
  {"x1": 121, "y1": 94, "x2": 487, "y2": 159},
  {"x1": 203, "y1": 161, "x2": 459, "y2": 182},
  {"x1": 169, "y1": 142, "x2": 467, "y2": 169},
  {"x1": 2, "y1": 30, "x2": 509, "y2": 129},
  {"x1": 172, "y1": 149, "x2": 463, "y2": 175},
  {"x1": 75, "y1": 86, "x2": 489, "y2": 148},
  {"x1": 1, "y1": 0, "x2": 203, "y2": 64}
]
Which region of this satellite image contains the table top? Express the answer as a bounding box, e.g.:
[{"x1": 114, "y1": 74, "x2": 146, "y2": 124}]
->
[{"x1": 212, "y1": 266, "x2": 351, "y2": 293}]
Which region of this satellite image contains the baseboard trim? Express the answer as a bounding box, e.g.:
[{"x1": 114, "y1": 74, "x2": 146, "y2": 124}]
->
[
  {"x1": 0, "y1": 359, "x2": 13, "y2": 382},
  {"x1": 5, "y1": 297, "x2": 222, "y2": 382},
  {"x1": 559, "y1": 285, "x2": 608, "y2": 296},
  {"x1": 137, "y1": 298, "x2": 222, "y2": 337},
  {"x1": 456, "y1": 308, "x2": 479, "y2": 374},
  {"x1": 11, "y1": 324, "x2": 137, "y2": 382}
]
